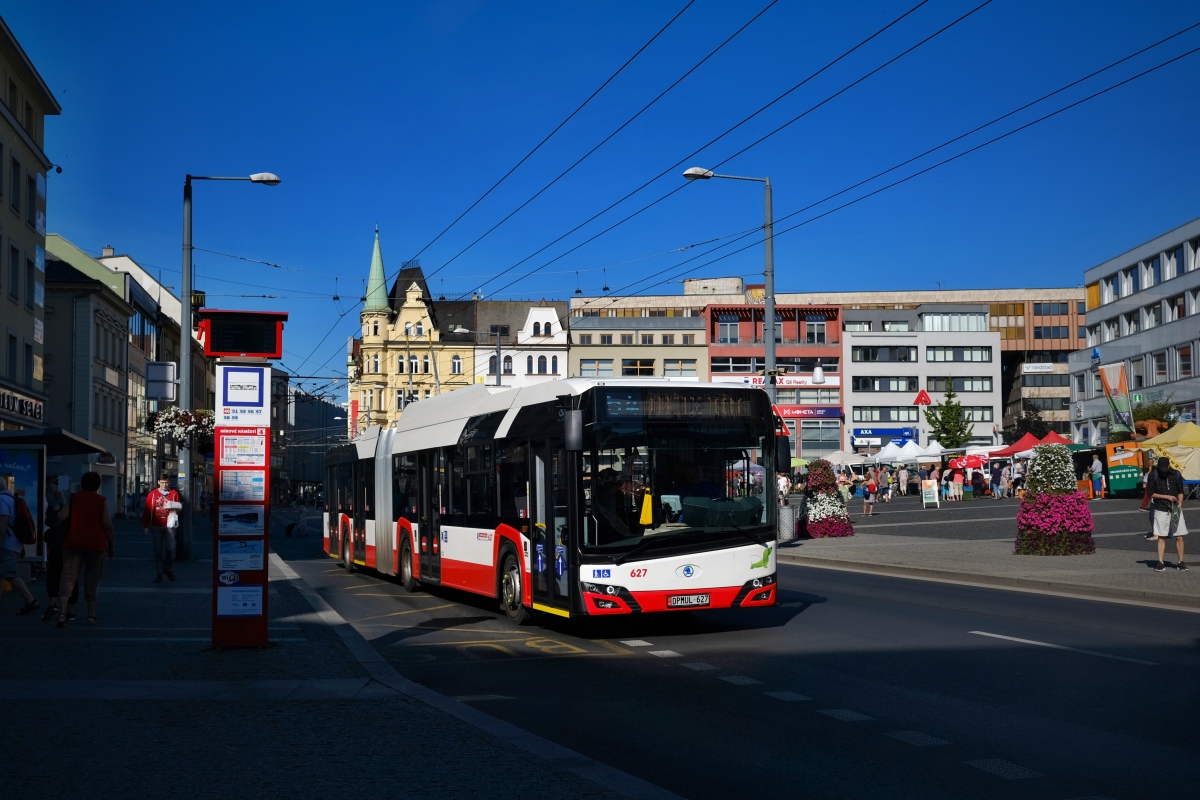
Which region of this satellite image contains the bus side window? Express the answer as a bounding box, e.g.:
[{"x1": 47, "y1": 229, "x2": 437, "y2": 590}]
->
[
  {"x1": 496, "y1": 443, "x2": 528, "y2": 531},
  {"x1": 393, "y1": 454, "x2": 418, "y2": 523},
  {"x1": 446, "y1": 447, "x2": 467, "y2": 526},
  {"x1": 466, "y1": 443, "x2": 494, "y2": 528}
]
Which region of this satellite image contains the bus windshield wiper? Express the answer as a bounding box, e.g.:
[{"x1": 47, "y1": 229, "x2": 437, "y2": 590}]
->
[
  {"x1": 727, "y1": 525, "x2": 771, "y2": 548},
  {"x1": 612, "y1": 531, "x2": 695, "y2": 566}
]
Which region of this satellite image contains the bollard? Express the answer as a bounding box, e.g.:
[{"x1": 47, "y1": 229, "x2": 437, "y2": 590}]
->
[{"x1": 777, "y1": 504, "x2": 797, "y2": 542}]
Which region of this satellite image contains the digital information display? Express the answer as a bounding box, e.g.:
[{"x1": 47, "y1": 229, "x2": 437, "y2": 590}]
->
[
  {"x1": 596, "y1": 388, "x2": 761, "y2": 421},
  {"x1": 210, "y1": 318, "x2": 279, "y2": 357}
]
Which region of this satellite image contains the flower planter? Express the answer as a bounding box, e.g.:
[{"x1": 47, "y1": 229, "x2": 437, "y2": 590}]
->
[{"x1": 1013, "y1": 445, "x2": 1096, "y2": 556}]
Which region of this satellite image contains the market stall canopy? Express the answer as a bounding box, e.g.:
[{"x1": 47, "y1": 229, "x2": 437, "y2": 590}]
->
[
  {"x1": 1039, "y1": 431, "x2": 1072, "y2": 445},
  {"x1": 872, "y1": 442, "x2": 903, "y2": 462},
  {"x1": 921, "y1": 441, "x2": 945, "y2": 459},
  {"x1": 1138, "y1": 421, "x2": 1200, "y2": 480},
  {"x1": 990, "y1": 433, "x2": 1041, "y2": 458},
  {"x1": 897, "y1": 440, "x2": 925, "y2": 461},
  {"x1": 948, "y1": 454, "x2": 987, "y2": 469},
  {"x1": 0, "y1": 427, "x2": 106, "y2": 457},
  {"x1": 824, "y1": 450, "x2": 866, "y2": 466}
]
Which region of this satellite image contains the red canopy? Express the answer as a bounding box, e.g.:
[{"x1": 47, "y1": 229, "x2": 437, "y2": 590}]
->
[
  {"x1": 990, "y1": 432, "x2": 1041, "y2": 457},
  {"x1": 948, "y1": 454, "x2": 987, "y2": 469},
  {"x1": 1039, "y1": 431, "x2": 1072, "y2": 445}
]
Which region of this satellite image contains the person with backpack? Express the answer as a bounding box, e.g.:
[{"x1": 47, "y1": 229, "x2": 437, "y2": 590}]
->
[
  {"x1": 142, "y1": 473, "x2": 182, "y2": 583},
  {"x1": 1146, "y1": 456, "x2": 1187, "y2": 572},
  {"x1": 55, "y1": 471, "x2": 115, "y2": 627},
  {"x1": 861, "y1": 469, "x2": 877, "y2": 517},
  {"x1": 1, "y1": 470, "x2": 40, "y2": 615}
]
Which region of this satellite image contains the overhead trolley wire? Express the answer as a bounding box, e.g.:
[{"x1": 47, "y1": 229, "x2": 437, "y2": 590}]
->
[
  {"x1": 423, "y1": 0, "x2": 780, "y2": 281},
  {"x1": 405, "y1": 1, "x2": 696, "y2": 266}
]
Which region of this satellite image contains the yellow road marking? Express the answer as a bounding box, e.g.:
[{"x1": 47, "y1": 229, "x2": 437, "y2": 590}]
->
[
  {"x1": 458, "y1": 643, "x2": 517, "y2": 659},
  {"x1": 356, "y1": 603, "x2": 455, "y2": 621},
  {"x1": 592, "y1": 639, "x2": 635, "y2": 655},
  {"x1": 416, "y1": 637, "x2": 552, "y2": 646}
]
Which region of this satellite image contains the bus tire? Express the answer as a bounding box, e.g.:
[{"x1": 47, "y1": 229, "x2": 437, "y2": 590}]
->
[
  {"x1": 399, "y1": 540, "x2": 418, "y2": 592},
  {"x1": 343, "y1": 526, "x2": 355, "y2": 573},
  {"x1": 499, "y1": 551, "x2": 529, "y2": 625}
]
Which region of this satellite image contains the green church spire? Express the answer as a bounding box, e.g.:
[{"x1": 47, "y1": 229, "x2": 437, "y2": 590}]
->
[{"x1": 364, "y1": 226, "x2": 389, "y2": 312}]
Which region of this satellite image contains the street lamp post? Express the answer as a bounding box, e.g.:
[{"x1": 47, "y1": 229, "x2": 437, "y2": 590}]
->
[
  {"x1": 452, "y1": 327, "x2": 503, "y2": 386},
  {"x1": 178, "y1": 172, "x2": 280, "y2": 559},
  {"x1": 684, "y1": 167, "x2": 776, "y2": 403}
]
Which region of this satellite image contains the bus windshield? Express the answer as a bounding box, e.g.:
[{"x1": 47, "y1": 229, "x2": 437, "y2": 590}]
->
[{"x1": 581, "y1": 388, "x2": 775, "y2": 555}]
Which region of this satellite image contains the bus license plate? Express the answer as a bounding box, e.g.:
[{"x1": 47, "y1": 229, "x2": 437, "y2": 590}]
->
[{"x1": 668, "y1": 594, "x2": 710, "y2": 608}]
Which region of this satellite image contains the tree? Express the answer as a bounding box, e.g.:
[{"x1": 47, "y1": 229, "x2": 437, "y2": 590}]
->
[
  {"x1": 924, "y1": 387, "x2": 973, "y2": 448},
  {"x1": 1002, "y1": 407, "x2": 1050, "y2": 444},
  {"x1": 1133, "y1": 399, "x2": 1176, "y2": 426}
]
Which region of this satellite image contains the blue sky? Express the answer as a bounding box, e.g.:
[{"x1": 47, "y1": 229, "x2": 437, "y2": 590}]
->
[{"x1": 12, "y1": 0, "x2": 1200, "y2": 391}]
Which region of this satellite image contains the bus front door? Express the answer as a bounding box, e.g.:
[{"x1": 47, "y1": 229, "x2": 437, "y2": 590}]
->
[
  {"x1": 530, "y1": 444, "x2": 571, "y2": 615},
  {"x1": 418, "y1": 450, "x2": 442, "y2": 583}
]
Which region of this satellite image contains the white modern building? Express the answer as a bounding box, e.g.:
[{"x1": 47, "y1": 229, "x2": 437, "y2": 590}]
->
[
  {"x1": 472, "y1": 300, "x2": 570, "y2": 388},
  {"x1": 842, "y1": 305, "x2": 1003, "y2": 451},
  {"x1": 1070, "y1": 217, "x2": 1199, "y2": 443}
]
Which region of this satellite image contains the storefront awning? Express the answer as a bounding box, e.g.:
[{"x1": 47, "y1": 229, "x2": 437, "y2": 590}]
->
[{"x1": 0, "y1": 427, "x2": 106, "y2": 457}]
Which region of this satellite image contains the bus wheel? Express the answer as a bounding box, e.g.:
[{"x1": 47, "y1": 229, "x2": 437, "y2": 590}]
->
[
  {"x1": 499, "y1": 552, "x2": 529, "y2": 625},
  {"x1": 343, "y1": 528, "x2": 355, "y2": 573},
  {"x1": 400, "y1": 540, "x2": 418, "y2": 592}
]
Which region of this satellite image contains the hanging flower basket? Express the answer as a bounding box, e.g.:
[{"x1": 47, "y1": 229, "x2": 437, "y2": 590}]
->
[
  {"x1": 801, "y1": 459, "x2": 855, "y2": 538},
  {"x1": 147, "y1": 408, "x2": 215, "y2": 449},
  {"x1": 1014, "y1": 444, "x2": 1095, "y2": 555}
]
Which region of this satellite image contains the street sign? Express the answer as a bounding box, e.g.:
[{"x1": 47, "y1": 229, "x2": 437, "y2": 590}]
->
[
  {"x1": 1132, "y1": 394, "x2": 1142, "y2": 403},
  {"x1": 913, "y1": 389, "x2": 932, "y2": 406},
  {"x1": 146, "y1": 361, "x2": 177, "y2": 402}
]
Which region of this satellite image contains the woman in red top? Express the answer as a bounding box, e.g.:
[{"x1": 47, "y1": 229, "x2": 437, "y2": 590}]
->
[{"x1": 56, "y1": 471, "x2": 115, "y2": 627}]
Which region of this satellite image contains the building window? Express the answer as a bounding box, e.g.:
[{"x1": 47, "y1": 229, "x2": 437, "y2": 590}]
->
[
  {"x1": 490, "y1": 325, "x2": 510, "y2": 336},
  {"x1": 682, "y1": 334, "x2": 695, "y2": 345},
  {"x1": 451, "y1": 355, "x2": 462, "y2": 374},
  {"x1": 1153, "y1": 352, "x2": 1168, "y2": 383},
  {"x1": 1078, "y1": 326, "x2": 1086, "y2": 340},
  {"x1": 1167, "y1": 294, "x2": 1185, "y2": 322},
  {"x1": 372, "y1": 321, "x2": 378, "y2": 336},
  {"x1": 717, "y1": 315, "x2": 739, "y2": 344},
  {"x1": 922, "y1": 313, "x2": 986, "y2": 331},
  {"x1": 8, "y1": 245, "x2": 18, "y2": 299},
  {"x1": 9, "y1": 158, "x2": 18, "y2": 213},
  {"x1": 404, "y1": 322, "x2": 412, "y2": 336},
  {"x1": 580, "y1": 359, "x2": 613, "y2": 377},
  {"x1": 844, "y1": 321, "x2": 871, "y2": 332},
  {"x1": 489, "y1": 355, "x2": 497, "y2": 375},
  {"x1": 1033, "y1": 326, "x2": 1071, "y2": 339},
  {"x1": 1032, "y1": 303, "x2": 1071, "y2": 316},
  {"x1": 641, "y1": 334, "x2": 653, "y2": 345},
  {"x1": 577, "y1": 334, "x2": 592, "y2": 345},
  {"x1": 1023, "y1": 374, "x2": 1071, "y2": 387},
  {"x1": 852, "y1": 376, "x2": 917, "y2": 392},
  {"x1": 503, "y1": 355, "x2": 512, "y2": 374},
  {"x1": 1147, "y1": 256, "x2": 1161, "y2": 287},
  {"x1": 537, "y1": 356, "x2": 547, "y2": 374},
  {"x1": 962, "y1": 407, "x2": 994, "y2": 422},
  {"x1": 799, "y1": 420, "x2": 840, "y2": 458},
  {"x1": 533, "y1": 323, "x2": 541, "y2": 336},
  {"x1": 663, "y1": 359, "x2": 697, "y2": 377},
  {"x1": 1178, "y1": 345, "x2": 1193, "y2": 379},
  {"x1": 661, "y1": 334, "x2": 675, "y2": 345},
  {"x1": 23, "y1": 343, "x2": 32, "y2": 388},
  {"x1": 621, "y1": 359, "x2": 654, "y2": 376},
  {"x1": 26, "y1": 175, "x2": 35, "y2": 227},
  {"x1": 552, "y1": 356, "x2": 558, "y2": 374},
  {"x1": 926, "y1": 346, "x2": 991, "y2": 362},
  {"x1": 409, "y1": 355, "x2": 418, "y2": 374},
  {"x1": 527, "y1": 355, "x2": 533, "y2": 374},
  {"x1": 1145, "y1": 303, "x2": 1162, "y2": 329},
  {"x1": 851, "y1": 346, "x2": 916, "y2": 362},
  {"x1": 417, "y1": 322, "x2": 426, "y2": 336},
  {"x1": 882, "y1": 320, "x2": 909, "y2": 332},
  {"x1": 5, "y1": 334, "x2": 15, "y2": 381},
  {"x1": 422, "y1": 355, "x2": 430, "y2": 374},
  {"x1": 797, "y1": 388, "x2": 840, "y2": 404},
  {"x1": 1101, "y1": 274, "x2": 1118, "y2": 304},
  {"x1": 928, "y1": 376, "x2": 992, "y2": 392},
  {"x1": 852, "y1": 407, "x2": 919, "y2": 422},
  {"x1": 600, "y1": 334, "x2": 613, "y2": 345},
  {"x1": 805, "y1": 318, "x2": 826, "y2": 344},
  {"x1": 620, "y1": 334, "x2": 633, "y2": 345},
  {"x1": 397, "y1": 355, "x2": 405, "y2": 374}
]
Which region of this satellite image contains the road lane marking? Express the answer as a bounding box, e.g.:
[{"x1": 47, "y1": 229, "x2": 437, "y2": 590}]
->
[
  {"x1": 764, "y1": 691, "x2": 810, "y2": 701},
  {"x1": 458, "y1": 643, "x2": 517, "y2": 659},
  {"x1": 454, "y1": 694, "x2": 514, "y2": 702},
  {"x1": 969, "y1": 631, "x2": 1159, "y2": 666},
  {"x1": 885, "y1": 730, "x2": 949, "y2": 747},
  {"x1": 355, "y1": 603, "x2": 456, "y2": 621},
  {"x1": 682, "y1": 662, "x2": 717, "y2": 671},
  {"x1": 819, "y1": 709, "x2": 874, "y2": 722},
  {"x1": 621, "y1": 639, "x2": 653, "y2": 647},
  {"x1": 593, "y1": 640, "x2": 635, "y2": 655},
  {"x1": 648, "y1": 650, "x2": 682, "y2": 658},
  {"x1": 719, "y1": 676, "x2": 762, "y2": 685},
  {"x1": 964, "y1": 759, "x2": 1044, "y2": 780}
]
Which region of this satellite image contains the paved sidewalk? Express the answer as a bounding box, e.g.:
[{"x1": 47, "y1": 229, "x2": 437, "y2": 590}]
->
[
  {"x1": 0, "y1": 513, "x2": 632, "y2": 799},
  {"x1": 780, "y1": 527, "x2": 1199, "y2": 611}
]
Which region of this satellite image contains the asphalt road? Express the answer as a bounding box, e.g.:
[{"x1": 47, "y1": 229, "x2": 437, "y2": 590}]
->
[
  {"x1": 835, "y1": 492, "x2": 1170, "y2": 553},
  {"x1": 273, "y1": 514, "x2": 1199, "y2": 800}
]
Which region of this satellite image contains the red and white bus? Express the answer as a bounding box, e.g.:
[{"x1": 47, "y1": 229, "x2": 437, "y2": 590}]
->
[{"x1": 324, "y1": 379, "x2": 786, "y2": 623}]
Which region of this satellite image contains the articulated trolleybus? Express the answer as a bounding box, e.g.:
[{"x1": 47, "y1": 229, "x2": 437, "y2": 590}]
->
[{"x1": 324, "y1": 379, "x2": 787, "y2": 623}]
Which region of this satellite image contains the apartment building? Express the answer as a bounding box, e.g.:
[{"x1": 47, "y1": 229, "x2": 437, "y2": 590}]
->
[
  {"x1": 842, "y1": 305, "x2": 1003, "y2": 450},
  {"x1": 0, "y1": 17, "x2": 59, "y2": 431},
  {"x1": 1070, "y1": 217, "x2": 1200, "y2": 444},
  {"x1": 472, "y1": 300, "x2": 569, "y2": 388}
]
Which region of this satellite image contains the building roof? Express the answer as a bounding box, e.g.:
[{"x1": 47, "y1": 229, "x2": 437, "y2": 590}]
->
[
  {"x1": 364, "y1": 228, "x2": 389, "y2": 312},
  {"x1": 0, "y1": 15, "x2": 61, "y2": 115},
  {"x1": 388, "y1": 265, "x2": 430, "y2": 310}
]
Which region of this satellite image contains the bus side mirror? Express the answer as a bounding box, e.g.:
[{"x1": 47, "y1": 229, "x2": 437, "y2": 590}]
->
[
  {"x1": 775, "y1": 435, "x2": 791, "y2": 473},
  {"x1": 565, "y1": 410, "x2": 583, "y2": 452}
]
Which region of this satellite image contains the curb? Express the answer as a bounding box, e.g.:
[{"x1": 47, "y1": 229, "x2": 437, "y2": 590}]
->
[
  {"x1": 269, "y1": 553, "x2": 683, "y2": 800},
  {"x1": 775, "y1": 552, "x2": 1200, "y2": 613}
]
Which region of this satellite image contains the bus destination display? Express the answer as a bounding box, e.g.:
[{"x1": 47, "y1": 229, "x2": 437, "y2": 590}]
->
[{"x1": 598, "y1": 388, "x2": 758, "y2": 421}]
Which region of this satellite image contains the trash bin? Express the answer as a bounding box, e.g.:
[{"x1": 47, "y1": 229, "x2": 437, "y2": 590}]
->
[{"x1": 777, "y1": 504, "x2": 797, "y2": 542}]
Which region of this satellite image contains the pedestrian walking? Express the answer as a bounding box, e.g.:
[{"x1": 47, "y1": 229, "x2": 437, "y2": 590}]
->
[
  {"x1": 142, "y1": 474, "x2": 182, "y2": 583},
  {"x1": 897, "y1": 466, "x2": 909, "y2": 496},
  {"x1": 777, "y1": 472, "x2": 791, "y2": 506},
  {"x1": 862, "y1": 471, "x2": 877, "y2": 517},
  {"x1": 0, "y1": 471, "x2": 39, "y2": 615},
  {"x1": 1000, "y1": 464, "x2": 1012, "y2": 498},
  {"x1": 1146, "y1": 456, "x2": 1187, "y2": 571},
  {"x1": 41, "y1": 479, "x2": 78, "y2": 621},
  {"x1": 1141, "y1": 466, "x2": 1155, "y2": 540},
  {"x1": 990, "y1": 461, "x2": 1004, "y2": 500},
  {"x1": 56, "y1": 471, "x2": 115, "y2": 627},
  {"x1": 1089, "y1": 453, "x2": 1104, "y2": 499}
]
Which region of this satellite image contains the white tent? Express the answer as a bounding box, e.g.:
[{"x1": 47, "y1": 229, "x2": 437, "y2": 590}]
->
[
  {"x1": 897, "y1": 440, "x2": 925, "y2": 461},
  {"x1": 872, "y1": 442, "x2": 903, "y2": 462},
  {"x1": 921, "y1": 441, "x2": 945, "y2": 459},
  {"x1": 824, "y1": 450, "x2": 866, "y2": 466}
]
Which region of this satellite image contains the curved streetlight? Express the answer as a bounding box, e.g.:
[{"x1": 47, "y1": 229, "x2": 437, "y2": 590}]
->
[
  {"x1": 452, "y1": 326, "x2": 504, "y2": 386},
  {"x1": 177, "y1": 171, "x2": 281, "y2": 558},
  {"x1": 683, "y1": 166, "x2": 776, "y2": 402}
]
